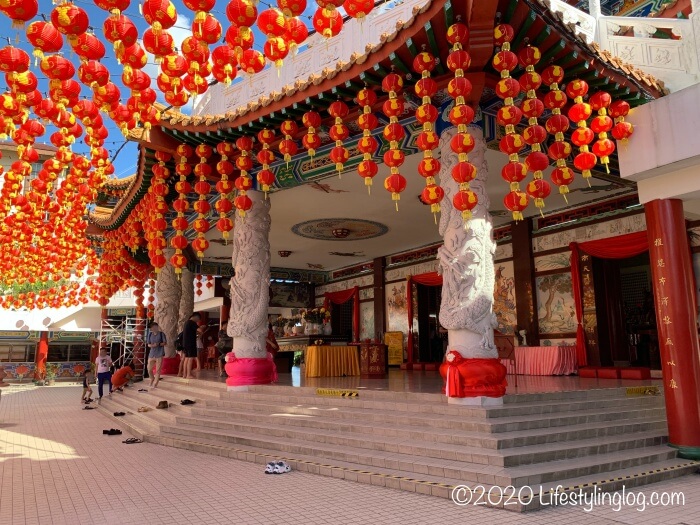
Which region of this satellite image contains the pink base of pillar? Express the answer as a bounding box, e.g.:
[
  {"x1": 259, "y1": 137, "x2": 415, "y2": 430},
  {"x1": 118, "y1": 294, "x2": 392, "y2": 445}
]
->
[
  {"x1": 225, "y1": 354, "x2": 277, "y2": 387},
  {"x1": 160, "y1": 356, "x2": 181, "y2": 375}
]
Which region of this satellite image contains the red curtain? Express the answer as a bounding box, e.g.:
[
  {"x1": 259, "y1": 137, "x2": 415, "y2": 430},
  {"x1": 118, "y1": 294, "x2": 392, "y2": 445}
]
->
[
  {"x1": 407, "y1": 272, "x2": 443, "y2": 363},
  {"x1": 324, "y1": 287, "x2": 360, "y2": 342},
  {"x1": 569, "y1": 231, "x2": 649, "y2": 367}
]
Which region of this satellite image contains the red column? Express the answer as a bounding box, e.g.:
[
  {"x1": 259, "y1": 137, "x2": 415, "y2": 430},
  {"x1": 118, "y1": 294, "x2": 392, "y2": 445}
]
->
[
  {"x1": 35, "y1": 331, "x2": 49, "y2": 380},
  {"x1": 645, "y1": 198, "x2": 700, "y2": 460}
]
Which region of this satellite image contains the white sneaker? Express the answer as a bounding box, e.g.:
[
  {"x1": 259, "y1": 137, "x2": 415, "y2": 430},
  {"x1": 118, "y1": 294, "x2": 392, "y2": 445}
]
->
[
  {"x1": 264, "y1": 462, "x2": 276, "y2": 474},
  {"x1": 273, "y1": 461, "x2": 291, "y2": 474}
]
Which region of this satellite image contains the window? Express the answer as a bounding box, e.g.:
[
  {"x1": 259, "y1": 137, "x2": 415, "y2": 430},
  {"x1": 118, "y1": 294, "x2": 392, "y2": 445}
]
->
[
  {"x1": 47, "y1": 344, "x2": 91, "y2": 362},
  {"x1": 0, "y1": 344, "x2": 35, "y2": 362},
  {"x1": 48, "y1": 344, "x2": 69, "y2": 362}
]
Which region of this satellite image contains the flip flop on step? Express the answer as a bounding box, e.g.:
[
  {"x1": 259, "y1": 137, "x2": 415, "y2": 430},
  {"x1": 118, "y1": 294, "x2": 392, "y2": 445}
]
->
[
  {"x1": 273, "y1": 461, "x2": 291, "y2": 474},
  {"x1": 264, "y1": 462, "x2": 276, "y2": 474},
  {"x1": 137, "y1": 406, "x2": 150, "y2": 413},
  {"x1": 138, "y1": 389, "x2": 148, "y2": 392},
  {"x1": 180, "y1": 399, "x2": 195, "y2": 405},
  {"x1": 83, "y1": 406, "x2": 96, "y2": 410},
  {"x1": 113, "y1": 412, "x2": 126, "y2": 417},
  {"x1": 122, "y1": 438, "x2": 143, "y2": 444}
]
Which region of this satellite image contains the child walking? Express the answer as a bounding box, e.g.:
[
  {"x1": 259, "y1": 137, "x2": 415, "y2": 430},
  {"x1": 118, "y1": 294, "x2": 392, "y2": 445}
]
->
[{"x1": 81, "y1": 370, "x2": 94, "y2": 404}]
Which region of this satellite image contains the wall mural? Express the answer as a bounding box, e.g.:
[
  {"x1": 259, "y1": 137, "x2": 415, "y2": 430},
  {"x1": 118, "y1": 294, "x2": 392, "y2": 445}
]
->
[
  {"x1": 541, "y1": 338, "x2": 577, "y2": 347},
  {"x1": 534, "y1": 252, "x2": 571, "y2": 272},
  {"x1": 360, "y1": 302, "x2": 375, "y2": 341},
  {"x1": 536, "y1": 273, "x2": 577, "y2": 334},
  {"x1": 386, "y1": 281, "x2": 409, "y2": 352},
  {"x1": 493, "y1": 261, "x2": 517, "y2": 335},
  {"x1": 270, "y1": 283, "x2": 312, "y2": 308}
]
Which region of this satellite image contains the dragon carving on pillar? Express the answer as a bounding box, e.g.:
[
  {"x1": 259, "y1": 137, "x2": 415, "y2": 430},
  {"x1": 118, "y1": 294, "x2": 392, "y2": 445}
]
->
[
  {"x1": 178, "y1": 268, "x2": 195, "y2": 334},
  {"x1": 225, "y1": 190, "x2": 276, "y2": 386},
  {"x1": 154, "y1": 248, "x2": 182, "y2": 358},
  {"x1": 438, "y1": 125, "x2": 507, "y2": 401}
]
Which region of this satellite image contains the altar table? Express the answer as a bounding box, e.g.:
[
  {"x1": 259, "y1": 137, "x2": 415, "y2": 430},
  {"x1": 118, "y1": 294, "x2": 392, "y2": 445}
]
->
[
  {"x1": 305, "y1": 346, "x2": 361, "y2": 378},
  {"x1": 500, "y1": 346, "x2": 577, "y2": 376}
]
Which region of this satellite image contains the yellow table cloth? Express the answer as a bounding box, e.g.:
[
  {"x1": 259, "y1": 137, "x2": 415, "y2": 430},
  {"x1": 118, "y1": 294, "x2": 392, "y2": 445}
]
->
[{"x1": 305, "y1": 346, "x2": 360, "y2": 378}]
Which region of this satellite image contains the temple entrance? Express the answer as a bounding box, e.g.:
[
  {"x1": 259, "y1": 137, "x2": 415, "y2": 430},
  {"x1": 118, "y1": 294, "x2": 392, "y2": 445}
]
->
[
  {"x1": 416, "y1": 283, "x2": 446, "y2": 363},
  {"x1": 592, "y1": 252, "x2": 660, "y2": 369},
  {"x1": 331, "y1": 300, "x2": 354, "y2": 342}
]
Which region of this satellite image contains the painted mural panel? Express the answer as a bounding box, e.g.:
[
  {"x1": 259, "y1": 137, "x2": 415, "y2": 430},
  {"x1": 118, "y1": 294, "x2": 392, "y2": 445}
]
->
[
  {"x1": 360, "y1": 302, "x2": 374, "y2": 341},
  {"x1": 534, "y1": 252, "x2": 571, "y2": 272},
  {"x1": 536, "y1": 273, "x2": 577, "y2": 334},
  {"x1": 493, "y1": 261, "x2": 517, "y2": 334},
  {"x1": 385, "y1": 260, "x2": 438, "y2": 282},
  {"x1": 386, "y1": 281, "x2": 409, "y2": 352},
  {"x1": 539, "y1": 338, "x2": 576, "y2": 347},
  {"x1": 494, "y1": 243, "x2": 513, "y2": 261}
]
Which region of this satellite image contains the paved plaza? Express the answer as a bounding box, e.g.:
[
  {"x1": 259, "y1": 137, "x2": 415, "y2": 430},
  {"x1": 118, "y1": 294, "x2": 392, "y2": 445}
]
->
[{"x1": 0, "y1": 383, "x2": 698, "y2": 525}]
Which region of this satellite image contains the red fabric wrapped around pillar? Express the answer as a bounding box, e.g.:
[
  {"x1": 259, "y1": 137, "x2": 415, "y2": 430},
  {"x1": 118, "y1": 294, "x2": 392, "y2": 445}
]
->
[
  {"x1": 569, "y1": 231, "x2": 648, "y2": 367},
  {"x1": 406, "y1": 272, "x2": 443, "y2": 364},
  {"x1": 324, "y1": 287, "x2": 360, "y2": 342}
]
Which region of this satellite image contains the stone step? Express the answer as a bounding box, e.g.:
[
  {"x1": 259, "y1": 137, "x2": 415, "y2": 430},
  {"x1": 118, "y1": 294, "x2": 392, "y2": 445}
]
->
[
  {"x1": 172, "y1": 411, "x2": 667, "y2": 467},
  {"x1": 145, "y1": 378, "x2": 224, "y2": 399},
  {"x1": 157, "y1": 419, "x2": 678, "y2": 486},
  {"x1": 244, "y1": 384, "x2": 656, "y2": 404},
  {"x1": 221, "y1": 390, "x2": 664, "y2": 419},
  {"x1": 203, "y1": 396, "x2": 665, "y2": 434},
  {"x1": 187, "y1": 403, "x2": 667, "y2": 450},
  {"x1": 145, "y1": 427, "x2": 697, "y2": 511}
]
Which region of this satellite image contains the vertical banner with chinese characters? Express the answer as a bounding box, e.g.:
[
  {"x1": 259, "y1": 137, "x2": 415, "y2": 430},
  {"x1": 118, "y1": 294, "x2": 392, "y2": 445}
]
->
[{"x1": 645, "y1": 199, "x2": 700, "y2": 459}]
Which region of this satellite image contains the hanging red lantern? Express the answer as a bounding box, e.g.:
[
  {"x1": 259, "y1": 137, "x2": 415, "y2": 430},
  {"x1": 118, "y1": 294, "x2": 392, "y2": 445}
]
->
[
  {"x1": 278, "y1": 0, "x2": 306, "y2": 17},
  {"x1": 453, "y1": 189, "x2": 478, "y2": 221},
  {"x1": 103, "y1": 14, "x2": 138, "y2": 52},
  {"x1": 312, "y1": 7, "x2": 343, "y2": 39},
  {"x1": 26, "y1": 21, "x2": 63, "y2": 61},
  {"x1": 240, "y1": 49, "x2": 265, "y2": 74},
  {"x1": 503, "y1": 190, "x2": 529, "y2": 221},
  {"x1": 550, "y1": 166, "x2": 575, "y2": 199},
  {"x1": 383, "y1": 173, "x2": 407, "y2": 210},
  {"x1": 0, "y1": 46, "x2": 30, "y2": 74},
  {"x1": 226, "y1": 0, "x2": 257, "y2": 27},
  {"x1": 343, "y1": 0, "x2": 374, "y2": 20},
  {"x1": 263, "y1": 37, "x2": 289, "y2": 69},
  {"x1": 68, "y1": 32, "x2": 106, "y2": 62},
  {"x1": 565, "y1": 79, "x2": 596, "y2": 184},
  {"x1": 234, "y1": 194, "x2": 252, "y2": 217},
  {"x1": 285, "y1": 17, "x2": 308, "y2": 54},
  {"x1": 526, "y1": 179, "x2": 551, "y2": 214},
  {"x1": 355, "y1": 87, "x2": 378, "y2": 192},
  {"x1": 192, "y1": 13, "x2": 222, "y2": 45},
  {"x1": 301, "y1": 110, "x2": 321, "y2": 157},
  {"x1": 327, "y1": 100, "x2": 349, "y2": 176},
  {"x1": 258, "y1": 8, "x2": 287, "y2": 37},
  {"x1": 51, "y1": 3, "x2": 89, "y2": 36},
  {"x1": 142, "y1": 0, "x2": 178, "y2": 34}
]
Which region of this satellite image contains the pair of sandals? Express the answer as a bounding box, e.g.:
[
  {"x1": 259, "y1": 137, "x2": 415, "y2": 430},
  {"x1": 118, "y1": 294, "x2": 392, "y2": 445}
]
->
[
  {"x1": 180, "y1": 399, "x2": 195, "y2": 405},
  {"x1": 103, "y1": 428, "x2": 122, "y2": 436},
  {"x1": 123, "y1": 438, "x2": 143, "y2": 444},
  {"x1": 265, "y1": 461, "x2": 291, "y2": 475}
]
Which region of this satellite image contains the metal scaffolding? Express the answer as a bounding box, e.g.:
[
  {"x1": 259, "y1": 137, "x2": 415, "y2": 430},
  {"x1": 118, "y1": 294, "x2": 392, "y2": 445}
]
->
[{"x1": 99, "y1": 315, "x2": 147, "y2": 378}]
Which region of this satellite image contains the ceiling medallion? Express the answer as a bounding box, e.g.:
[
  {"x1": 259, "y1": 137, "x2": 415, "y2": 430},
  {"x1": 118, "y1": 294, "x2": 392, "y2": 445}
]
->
[
  {"x1": 278, "y1": 251, "x2": 292, "y2": 257},
  {"x1": 291, "y1": 218, "x2": 389, "y2": 241}
]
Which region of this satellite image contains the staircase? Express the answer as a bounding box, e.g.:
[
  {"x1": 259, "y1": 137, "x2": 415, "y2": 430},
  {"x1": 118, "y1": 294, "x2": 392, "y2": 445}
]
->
[{"x1": 98, "y1": 378, "x2": 699, "y2": 511}]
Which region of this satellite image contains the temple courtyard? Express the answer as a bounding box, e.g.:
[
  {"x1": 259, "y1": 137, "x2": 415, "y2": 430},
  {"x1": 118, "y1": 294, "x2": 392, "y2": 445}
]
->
[{"x1": 0, "y1": 382, "x2": 697, "y2": 525}]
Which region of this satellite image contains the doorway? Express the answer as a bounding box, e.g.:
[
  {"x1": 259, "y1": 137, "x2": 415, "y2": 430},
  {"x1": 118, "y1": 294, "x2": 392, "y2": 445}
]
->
[
  {"x1": 416, "y1": 283, "x2": 445, "y2": 363},
  {"x1": 331, "y1": 301, "x2": 354, "y2": 342},
  {"x1": 592, "y1": 252, "x2": 660, "y2": 369}
]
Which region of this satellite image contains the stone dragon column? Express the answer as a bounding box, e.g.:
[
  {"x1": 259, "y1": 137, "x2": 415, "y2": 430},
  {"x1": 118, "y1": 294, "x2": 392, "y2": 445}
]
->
[
  {"x1": 438, "y1": 125, "x2": 507, "y2": 405},
  {"x1": 154, "y1": 248, "x2": 182, "y2": 374},
  {"x1": 178, "y1": 267, "x2": 195, "y2": 334},
  {"x1": 225, "y1": 190, "x2": 275, "y2": 388}
]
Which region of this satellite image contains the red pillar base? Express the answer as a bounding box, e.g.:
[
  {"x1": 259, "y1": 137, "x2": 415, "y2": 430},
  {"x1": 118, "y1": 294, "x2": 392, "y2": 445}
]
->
[
  {"x1": 225, "y1": 354, "x2": 277, "y2": 387},
  {"x1": 160, "y1": 356, "x2": 181, "y2": 375},
  {"x1": 439, "y1": 352, "x2": 508, "y2": 398}
]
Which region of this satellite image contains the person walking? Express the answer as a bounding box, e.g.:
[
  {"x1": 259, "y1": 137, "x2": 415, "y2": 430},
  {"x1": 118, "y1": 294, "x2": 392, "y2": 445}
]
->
[
  {"x1": 146, "y1": 321, "x2": 166, "y2": 388},
  {"x1": 95, "y1": 348, "x2": 113, "y2": 404},
  {"x1": 183, "y1": 312, "x2": 200, "y2": 379}
]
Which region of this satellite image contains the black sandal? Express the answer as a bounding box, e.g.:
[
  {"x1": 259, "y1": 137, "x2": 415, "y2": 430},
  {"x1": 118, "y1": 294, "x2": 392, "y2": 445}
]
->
[
  {"x1": 180, "y1": 399, "x2": 195, "y2": 405},
  {"x1": 138, "y1": 389, "x2": 148, "y2": 392},
  {"x1": 113, "y1": 412, "x2": 126, "y2": 417},
  {"x1": 103, "y1": 429, "x2": 122, "y2": 436},
  {"x1": 123, "y1": 438, "x2": 143, "y2": 444},
  {"x1": 84, "y1": 406, "x2": 96, "y2": 410}
]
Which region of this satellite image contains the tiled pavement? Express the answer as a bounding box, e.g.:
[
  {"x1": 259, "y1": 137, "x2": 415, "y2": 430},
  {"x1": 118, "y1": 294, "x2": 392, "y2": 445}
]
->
[{"x1": 1, "y1": 384, "x2": 699, "y2": 525}]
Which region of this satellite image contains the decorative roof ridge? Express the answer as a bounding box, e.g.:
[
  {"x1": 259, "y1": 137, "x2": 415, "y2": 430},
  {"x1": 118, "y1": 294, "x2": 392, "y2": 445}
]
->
[{"x1": 151, "y1": 0, "x2": 438, "y2": 130}]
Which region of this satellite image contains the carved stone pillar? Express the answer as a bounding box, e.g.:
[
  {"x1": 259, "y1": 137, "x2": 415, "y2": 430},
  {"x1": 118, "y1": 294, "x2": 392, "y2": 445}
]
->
[
  {"x1": 178, "y1": 267, "x2": 195, "y2": 333},
  {"x1": 437, "y1": 125, "x2": 507, "y2": 405},
  {"x1": 154, "y1": 248, "x2": 181, "y2": 360},
  {"x1": 225, "y1": 190, "x2": 275, "y2": 388}
]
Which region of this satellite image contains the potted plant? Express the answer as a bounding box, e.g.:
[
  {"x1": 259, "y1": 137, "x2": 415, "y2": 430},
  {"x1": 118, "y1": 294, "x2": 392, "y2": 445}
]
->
[{"x1": 45, "y1": 363, "x2": 60, "y2": 386}]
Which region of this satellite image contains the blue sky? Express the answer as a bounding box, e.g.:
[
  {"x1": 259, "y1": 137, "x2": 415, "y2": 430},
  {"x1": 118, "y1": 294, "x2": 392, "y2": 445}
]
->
[{"x1": 0, "y1": 0, "x2": 320, "y2": 179}]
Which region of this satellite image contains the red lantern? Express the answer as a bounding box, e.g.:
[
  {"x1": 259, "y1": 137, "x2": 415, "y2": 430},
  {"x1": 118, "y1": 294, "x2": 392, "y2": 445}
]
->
[
  {"x1": 226, "y1": 0, "x2": 258, "y2": 27},
  {"x1": 278, "y1": 0, "x2": 306, "y2": 17},
  {"x1": 312, "y1": 8, "x2": 343, "y2": 39},
  {"x1": 258, "y1": 8, "x2": 287, "y2": 37},
  {"x1": 51, "y1": 3, "x2": 89, "y2": 36},
  {"x1": 240, "y1": 49, "x2": 265, "y2": 74},
  {"x1": 612, "y1": 121, "x2": 634, "y2": 141},
  {"x1": 384, "y1": 173, "x2": 407, "y2": 209},
  {"x1": 103, "y1": 15, "x2": 138, "y2": 51},
  {"x1": 453, "y1": 189, "x2": 478, "y2": 221},
  {"x1": 143, "y1": 0, "x2": 178, "y2": 33},
  {"x1": 421, "y1": 184, "x2": 445, "y2": 216},
  {"x1": 550, "y1": 166, "x2": 575, "y2": 198},
  {"x1": 26, "y1": 21, "x2": 63, "y2": 60},
  {"x1": 357, "y1": 160, "x2": 378, "y2": 188},
  {"x1": 286, "y1": 17, "x2": 308, "y2": 53},
  {"x1": 503, "y1": 190, "x2": 529, "y2": 221},
  {"x1": 343, "y1": 0, "x2": 374, "y2": 19},
  {"x1": 526, "y1": 179, "x2": 551, "y2": 212},
  {"x1": 234, "y1": 194, "x2": 252, "y2": 217}
]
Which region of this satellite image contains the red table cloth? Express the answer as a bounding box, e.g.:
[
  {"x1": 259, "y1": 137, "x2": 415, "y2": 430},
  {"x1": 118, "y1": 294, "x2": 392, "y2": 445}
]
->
[{"x1": 500, "y1": 346, "x2": 577, "y2": 376}]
